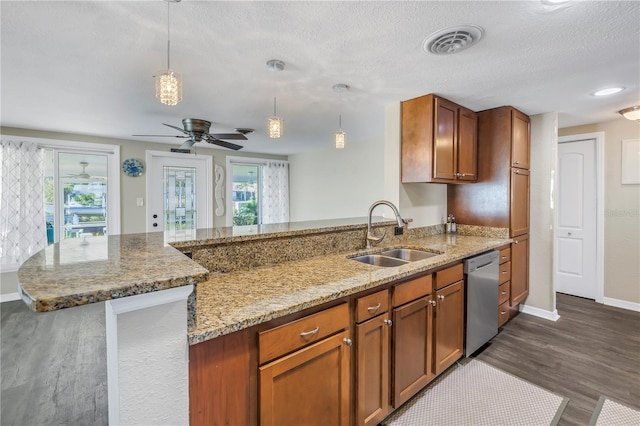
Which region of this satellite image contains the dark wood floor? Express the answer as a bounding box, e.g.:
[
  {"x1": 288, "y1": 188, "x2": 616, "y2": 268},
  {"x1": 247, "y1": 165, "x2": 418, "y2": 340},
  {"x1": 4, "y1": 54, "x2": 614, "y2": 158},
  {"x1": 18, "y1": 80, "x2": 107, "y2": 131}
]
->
[
  {"x1": 1, "y1": 300, "x2": 108, "y2": 426},
  {"x1": 477, "y1": 293, "x2": 640, "y2": 426},
  {"x1": 1, "y1": 293, "x2": 638, "y2": 425}
]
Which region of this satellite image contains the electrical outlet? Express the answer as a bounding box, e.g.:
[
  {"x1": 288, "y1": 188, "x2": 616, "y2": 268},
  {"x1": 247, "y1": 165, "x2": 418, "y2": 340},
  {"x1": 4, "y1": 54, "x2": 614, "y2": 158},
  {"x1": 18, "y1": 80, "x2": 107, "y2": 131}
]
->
[{"x1": 394, "y1": 226, "x2": 404, "y2": 236}]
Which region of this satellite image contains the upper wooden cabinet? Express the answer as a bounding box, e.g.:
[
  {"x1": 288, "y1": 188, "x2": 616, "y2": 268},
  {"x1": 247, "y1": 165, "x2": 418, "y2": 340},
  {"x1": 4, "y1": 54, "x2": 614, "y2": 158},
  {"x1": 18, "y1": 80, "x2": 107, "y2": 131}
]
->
[
  {"x1": 401, "y1": 94, "x2": 477, "y2": 184},
  {"x1": 511, "y1": 109, "x2": 530, "y2": 169},
  {"x1": 447, "y1": 106, "x2": 531, "y2": 237}
]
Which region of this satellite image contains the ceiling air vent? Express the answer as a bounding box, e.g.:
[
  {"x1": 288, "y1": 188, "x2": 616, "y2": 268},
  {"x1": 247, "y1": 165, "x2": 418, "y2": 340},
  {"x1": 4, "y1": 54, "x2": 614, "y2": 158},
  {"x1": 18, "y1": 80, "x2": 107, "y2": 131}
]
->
[{"x1": 423, "y1": 25, "x2": 484, "y2": 55}]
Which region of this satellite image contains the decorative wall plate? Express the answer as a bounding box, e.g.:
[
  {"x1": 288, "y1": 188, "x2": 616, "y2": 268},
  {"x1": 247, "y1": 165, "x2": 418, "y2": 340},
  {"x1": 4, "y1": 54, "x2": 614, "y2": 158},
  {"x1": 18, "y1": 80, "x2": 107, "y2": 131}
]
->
[{"x1": 122, "y1": 158, "x2": 145, "y2": 177}]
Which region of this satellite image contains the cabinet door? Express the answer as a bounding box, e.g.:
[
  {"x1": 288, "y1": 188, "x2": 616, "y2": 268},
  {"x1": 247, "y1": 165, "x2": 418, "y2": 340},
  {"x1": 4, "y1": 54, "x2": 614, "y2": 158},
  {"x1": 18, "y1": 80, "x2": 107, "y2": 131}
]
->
[
  {"x1": 259, "y1": 330, "x2": 351, "y2": 426},
  {"x1": 433, "y1": 96, "x2": 457, "y2": 180},
  {"x1": 511, "y1": 109, "x2": 530, "y2": 169},
  {"x1": 392, "y1": 297, "x2": 433, "y2": 407},
  {"x1": 510, "y1": 234, "x2": 530, "y2": 306},
  {"x1": 356, "y1": 314, "x2": 391, "y2": 426},
  {"x1": 433, "y1": 281, "x2": 464, "y2": 376},
  {"x1": 510, "y1": 168, "x2": 530, "y2": 237},
  {"x1": 457, "y1": 106, "x2": 478, "y2": 181}
]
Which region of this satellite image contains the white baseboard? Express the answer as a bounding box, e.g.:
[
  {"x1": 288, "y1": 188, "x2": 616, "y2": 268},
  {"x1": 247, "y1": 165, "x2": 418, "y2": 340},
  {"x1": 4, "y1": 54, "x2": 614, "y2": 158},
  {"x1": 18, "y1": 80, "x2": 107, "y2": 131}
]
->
[
  {"x1": 0, "y1": 292, "x2": 21, "y2": 303},
  {"x1": 603, "y1": 297, "x2": 640, "y2": 312},
  {"x1": 519, "y1": 304, "x2": 560, "y2": 321}
]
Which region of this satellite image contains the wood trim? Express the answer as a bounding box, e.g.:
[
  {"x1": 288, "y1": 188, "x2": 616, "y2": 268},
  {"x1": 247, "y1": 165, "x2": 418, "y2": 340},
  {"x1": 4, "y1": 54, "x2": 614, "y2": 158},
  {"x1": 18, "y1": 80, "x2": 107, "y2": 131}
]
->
[
  {"x1": 189, "y1": 328, "x2": 252, "y2": 426},
  {"x1": 434, "y1": 263, "x2": 463, "y2": 290},
  {"x1": 392, "y1": 274, "x2": 432, "y2": 307}
]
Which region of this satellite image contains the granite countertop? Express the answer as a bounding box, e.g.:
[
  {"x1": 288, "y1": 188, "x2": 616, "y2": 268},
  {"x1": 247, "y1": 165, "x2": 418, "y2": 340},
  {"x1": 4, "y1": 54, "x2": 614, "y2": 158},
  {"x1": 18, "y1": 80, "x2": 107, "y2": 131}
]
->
[
  {"x1": 188, "y1": 233, "x2": 510, "y2": 345},
  {"x1": 17, "y1": 233, "x2": 209, "y2": 312}
]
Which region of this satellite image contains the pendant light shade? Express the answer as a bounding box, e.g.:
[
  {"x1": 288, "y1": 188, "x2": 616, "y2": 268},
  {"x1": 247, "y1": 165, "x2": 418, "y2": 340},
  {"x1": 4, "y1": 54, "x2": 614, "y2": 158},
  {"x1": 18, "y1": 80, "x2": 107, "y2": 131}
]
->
[
  {"x1": 333, "y1": 84, "x2": 349, "y2": 149},
  {"x1": 155, "y1": 70, "x2": 182, "y2": 106},
  {"x1": 267, "y1": 59, "x2": 285, "y2": 138},
  {"x1": 155, "y1": 0, "x2": 182, "y2": 106},
  {"x1": 618, "y1": 105, "x2": 640, "y2": 121}
]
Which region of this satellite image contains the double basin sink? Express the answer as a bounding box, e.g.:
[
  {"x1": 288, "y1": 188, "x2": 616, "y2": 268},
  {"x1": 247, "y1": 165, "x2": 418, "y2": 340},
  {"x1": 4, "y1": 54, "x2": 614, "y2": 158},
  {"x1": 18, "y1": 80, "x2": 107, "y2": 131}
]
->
[{"x1": 350, "y1": 248, "x2": 438, "y2": 267}]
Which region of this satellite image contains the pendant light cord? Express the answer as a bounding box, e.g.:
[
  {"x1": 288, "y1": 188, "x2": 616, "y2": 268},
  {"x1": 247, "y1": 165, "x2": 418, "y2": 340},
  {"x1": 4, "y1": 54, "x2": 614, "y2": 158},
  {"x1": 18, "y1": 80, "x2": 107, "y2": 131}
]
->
[{"x1": 166, "y1": 1, "x2": 171, "y2": 70}]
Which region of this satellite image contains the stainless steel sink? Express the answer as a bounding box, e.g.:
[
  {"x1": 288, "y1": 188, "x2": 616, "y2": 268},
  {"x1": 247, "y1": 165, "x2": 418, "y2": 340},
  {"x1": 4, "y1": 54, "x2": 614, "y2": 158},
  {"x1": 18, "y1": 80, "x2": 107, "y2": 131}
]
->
[
  {"x1": 350, "y1": 248, "x2": 438, "y2": 267},
  {"x1": 350, "y1": 254, "x2": 409, "y2": 267},
  {"x1": 380, "y1": 248, "x2": 438, "y2": 262}
]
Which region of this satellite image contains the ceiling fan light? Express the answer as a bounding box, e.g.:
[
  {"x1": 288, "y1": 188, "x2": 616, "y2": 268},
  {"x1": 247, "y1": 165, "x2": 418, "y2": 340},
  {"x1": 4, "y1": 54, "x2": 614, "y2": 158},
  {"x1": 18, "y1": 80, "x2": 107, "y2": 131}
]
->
[
  {"x1": 335, "y1": 131, "x2": 345, "y2": 149},
  {"x1": 618, "y1": 105, "x2": 640, "y2": 121},
  {"x1": 269, "y1": 116, "x2": 282, "y2": 138},
  {"x1": 155, "y1": 70, "x2": 182, "y2": 106}
]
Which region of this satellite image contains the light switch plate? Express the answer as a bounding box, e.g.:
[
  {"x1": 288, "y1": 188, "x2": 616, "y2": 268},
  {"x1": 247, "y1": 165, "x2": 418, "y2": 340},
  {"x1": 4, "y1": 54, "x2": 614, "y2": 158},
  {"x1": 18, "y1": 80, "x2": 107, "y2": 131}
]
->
[{"x1": 137, "y1": 197, "x2": 144, "y2": 207}]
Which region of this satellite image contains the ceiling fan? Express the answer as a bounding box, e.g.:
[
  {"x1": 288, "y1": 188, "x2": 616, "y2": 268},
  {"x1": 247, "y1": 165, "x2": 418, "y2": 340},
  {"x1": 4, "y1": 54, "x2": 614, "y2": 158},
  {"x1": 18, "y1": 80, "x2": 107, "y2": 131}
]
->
[
  {"x1": 133, "y1": 118, "x2": 249, "y2": 151},
  {"x1": 64, "y1": 161, "x2": 106, "y2": 180}
]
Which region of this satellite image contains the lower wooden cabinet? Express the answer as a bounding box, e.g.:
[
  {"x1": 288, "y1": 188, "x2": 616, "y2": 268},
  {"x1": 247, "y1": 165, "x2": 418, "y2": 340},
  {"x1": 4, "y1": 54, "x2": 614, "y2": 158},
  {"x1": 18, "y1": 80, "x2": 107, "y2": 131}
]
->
[
  {"x1": 259, "y1": 330, "x2": 351, "y2": 426},
  {"x1": 392, "y1": 296, "x2": 433, "y2": 407},
  {"x1": 433, "y1": 280, "x2": 464, "y2": 376},
  {"x1": 511, "y1": 234, "x2": 530, "y2": 306},
  {"x1": 356, "y1": 313, "x2": 391, "y2": 426}
]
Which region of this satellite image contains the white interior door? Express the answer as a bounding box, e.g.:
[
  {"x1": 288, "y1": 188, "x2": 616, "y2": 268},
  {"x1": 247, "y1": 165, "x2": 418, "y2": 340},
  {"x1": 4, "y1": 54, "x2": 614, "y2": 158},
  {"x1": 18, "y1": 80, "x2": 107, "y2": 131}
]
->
[
  {"x1": 146, "y1": 151, "x2": 212, "y2": 236},
  {"x1": 555, "y1": 139, "x2": 597, "y2": 299}
]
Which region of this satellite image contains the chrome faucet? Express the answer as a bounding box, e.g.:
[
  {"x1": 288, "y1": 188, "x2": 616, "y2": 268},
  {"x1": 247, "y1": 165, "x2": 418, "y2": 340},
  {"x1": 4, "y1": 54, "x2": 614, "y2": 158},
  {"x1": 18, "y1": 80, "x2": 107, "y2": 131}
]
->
[{"x1": 366, "y1": 200, "x2": 407, "y2": 249}]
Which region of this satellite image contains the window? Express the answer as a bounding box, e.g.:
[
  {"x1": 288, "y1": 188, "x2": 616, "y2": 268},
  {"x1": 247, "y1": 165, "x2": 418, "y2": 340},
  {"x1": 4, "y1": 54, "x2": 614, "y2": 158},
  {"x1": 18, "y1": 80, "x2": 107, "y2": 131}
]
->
[{"x1": 226, "y1": 157, "x2": 289, "y2": 226}]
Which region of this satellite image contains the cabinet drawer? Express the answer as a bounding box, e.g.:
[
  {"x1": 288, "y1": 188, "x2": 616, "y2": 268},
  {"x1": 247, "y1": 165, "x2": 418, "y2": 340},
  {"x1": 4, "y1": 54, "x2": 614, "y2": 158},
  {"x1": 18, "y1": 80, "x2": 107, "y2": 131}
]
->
[
  {"x1": 498, "y1": 281, "x2": 510, "y2": 306},
  {"x1": 259, "y1": 303, "x2": 349, "y2": 365},
  {"x1": 499, "y1": 247, "x2": 511, "y2": 264},
  {"x1": 498, "y1": 301, "x2": 510, "y2": 327},
  {"x1": 356, "y1": 289, "x2": 389, "y2": 323},
  {"x1": 435, "y1": 263, "x2": 463, "y2": 290},
  {"x1": 499, "y1": 261, "x2": 511, "y2": 285},
  {"x1": 392, "y1": 274, "x2": 432, "y2": 307}
]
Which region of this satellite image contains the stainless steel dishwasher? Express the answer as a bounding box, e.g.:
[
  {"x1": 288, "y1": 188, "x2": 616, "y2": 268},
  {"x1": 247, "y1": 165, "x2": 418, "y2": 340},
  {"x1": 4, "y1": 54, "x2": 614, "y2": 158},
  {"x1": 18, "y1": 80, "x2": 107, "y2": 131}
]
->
[{"x1": 464, "y1": 250, "x2": 500, "y2": 356}]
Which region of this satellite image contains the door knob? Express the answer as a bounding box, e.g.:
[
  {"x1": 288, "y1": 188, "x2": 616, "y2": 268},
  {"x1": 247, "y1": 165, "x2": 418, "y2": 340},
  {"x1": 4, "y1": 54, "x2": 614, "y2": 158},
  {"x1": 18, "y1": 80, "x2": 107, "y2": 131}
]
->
[
  {"x1": 383, "y1": 319, "x2": 393, "y2": 327},
  {"x1": 343, "y1": 338, "x2": 353, "y2": 347}
]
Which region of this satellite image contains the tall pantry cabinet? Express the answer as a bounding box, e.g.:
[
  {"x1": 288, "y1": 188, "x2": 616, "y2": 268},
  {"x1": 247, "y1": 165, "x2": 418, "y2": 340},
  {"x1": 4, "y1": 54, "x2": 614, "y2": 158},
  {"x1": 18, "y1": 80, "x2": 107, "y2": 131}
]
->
[{"x1": 448, "y1": 106, "x2": 531, "y2": 317}]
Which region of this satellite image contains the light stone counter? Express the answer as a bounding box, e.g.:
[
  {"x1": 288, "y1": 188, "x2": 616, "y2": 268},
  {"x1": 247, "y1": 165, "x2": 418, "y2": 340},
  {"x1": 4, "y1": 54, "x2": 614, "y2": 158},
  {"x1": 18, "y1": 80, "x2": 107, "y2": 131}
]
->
[{"x1": 189, "y1": 233, "x2": 510, "y2": 345}]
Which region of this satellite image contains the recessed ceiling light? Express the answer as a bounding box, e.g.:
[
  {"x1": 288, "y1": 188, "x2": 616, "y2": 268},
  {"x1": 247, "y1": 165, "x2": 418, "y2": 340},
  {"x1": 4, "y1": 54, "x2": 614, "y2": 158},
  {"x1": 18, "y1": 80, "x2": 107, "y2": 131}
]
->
[{"x1": 592, "y1": 87, "x2": 624, "y2": 96}]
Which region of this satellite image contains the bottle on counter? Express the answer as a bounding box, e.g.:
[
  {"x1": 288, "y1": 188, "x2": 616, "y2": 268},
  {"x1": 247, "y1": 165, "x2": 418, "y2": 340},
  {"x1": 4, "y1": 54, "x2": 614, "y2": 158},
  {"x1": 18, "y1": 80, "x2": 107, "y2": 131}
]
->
[
  {"x1": 446, "y1": 214, "x2": 453, "y2": 234},
  {"x1": 451, "y1": 215, "x2": 457, "y2": 234}
]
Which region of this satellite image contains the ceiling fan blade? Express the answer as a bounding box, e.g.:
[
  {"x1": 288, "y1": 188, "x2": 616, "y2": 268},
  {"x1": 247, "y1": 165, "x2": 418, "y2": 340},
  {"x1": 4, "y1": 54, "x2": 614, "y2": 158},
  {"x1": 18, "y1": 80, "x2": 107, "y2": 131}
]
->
[
  {"x1": 132, "y1": 134, "x2": 189, "y2": 138},
  {"x1": 162, "y1": 123, "x2": 191, "y2": 134},
  {"x1": 178, "y1": 139, "x2": 197, "y2": 150},
  {"x1": 209, "y1": 133, "x2": 248, "y2": 141},
  {"x1": 204, "y1": 135, "x2": 243, "y2": 151}
]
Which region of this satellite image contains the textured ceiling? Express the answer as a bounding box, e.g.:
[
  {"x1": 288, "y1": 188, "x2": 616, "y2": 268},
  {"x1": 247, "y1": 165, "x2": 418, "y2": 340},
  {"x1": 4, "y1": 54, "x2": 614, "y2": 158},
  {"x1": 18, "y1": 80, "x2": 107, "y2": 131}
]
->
[{"x1": 2, "y1": 0, "x2": 639, "y2": 155}]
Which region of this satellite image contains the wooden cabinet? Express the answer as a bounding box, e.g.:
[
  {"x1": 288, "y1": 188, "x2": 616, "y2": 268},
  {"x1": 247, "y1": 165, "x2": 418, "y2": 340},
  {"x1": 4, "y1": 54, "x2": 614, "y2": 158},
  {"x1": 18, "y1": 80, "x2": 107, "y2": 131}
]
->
[
  {"x1": 433, "y1": 280, "x2": 464, "y2": 376},
  {"x1": 402, "y1": 93, "x2": 477, "y2": 184},
  {"x1": 355, "y1": 291, "x2": 391, "y2": 426},
  {"x1": 510, "y1": 168, "x2": 530, "y2": 236},
  {"x1": 510, "y1": 234, "x2": 530, "y2": 306},
  {"x1": 259, "y1": 303, "x2": 351, "y2": 426},
  {"x1": 447, "y1": 106, "x2": 531, "y2": 238},
  {"x1": 392, "y1": 296, "x2": 433, "y2": 407}
]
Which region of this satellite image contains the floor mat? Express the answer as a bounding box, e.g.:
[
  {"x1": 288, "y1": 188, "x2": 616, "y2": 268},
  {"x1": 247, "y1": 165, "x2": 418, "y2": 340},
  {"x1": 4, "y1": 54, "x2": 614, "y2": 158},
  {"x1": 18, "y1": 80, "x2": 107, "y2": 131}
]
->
[
  {"x1": 384, "y1": 359, "x2": 568, "y2": 426},
  {"x1": 589, "y1": 396, "x2": 640, "y2": 426}
]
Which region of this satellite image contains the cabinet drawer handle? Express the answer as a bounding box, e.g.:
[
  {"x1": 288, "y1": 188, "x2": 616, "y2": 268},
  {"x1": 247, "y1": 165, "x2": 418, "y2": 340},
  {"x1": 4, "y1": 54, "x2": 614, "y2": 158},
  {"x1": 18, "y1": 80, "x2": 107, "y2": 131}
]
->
[
  {"x1": 502, "y1": 271, "x2": 508, "y2": 274},
  {"x1": 383, "y1": 319, "x2": 393, "y2": 327},
  {"x1": 367, "y1": 303, "x2": 381, "y2": 313},
  {"x1": 501, "y1": 291, "x2": 507, "y2": 295},
  {"x1": 300, "y1": 327, "x2": 319, "y2": 337},
  {"x1": 500, "y1": 311, "x2": 507, "y2": 315},
  {"x1": 501, "y1": 256, "x2": 507, "y2": 259}
]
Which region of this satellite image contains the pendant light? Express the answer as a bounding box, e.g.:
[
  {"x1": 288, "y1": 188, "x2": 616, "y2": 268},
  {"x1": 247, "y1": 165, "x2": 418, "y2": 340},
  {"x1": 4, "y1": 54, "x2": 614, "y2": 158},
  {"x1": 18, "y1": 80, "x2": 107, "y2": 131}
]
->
[
  {"x1": 332, "y1": 84, "x2": 349, "y2": 149},
  {"x1": 267, "y1": 59, "x2": 285, "y2": 138},
  {"x1": 154, "y1": 0, "x2": 182, "y2": 106}
]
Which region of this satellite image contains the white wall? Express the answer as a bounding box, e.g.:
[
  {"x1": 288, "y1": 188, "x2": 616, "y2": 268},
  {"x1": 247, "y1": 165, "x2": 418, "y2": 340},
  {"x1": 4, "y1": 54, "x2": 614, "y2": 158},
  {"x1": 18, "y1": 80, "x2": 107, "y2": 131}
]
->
[
  {"x1": 289, "y1": 102, "x2": 447, "y2": 226},
  {"x1": 526, "y1": 113, "x2": 558, "y2": 313}
]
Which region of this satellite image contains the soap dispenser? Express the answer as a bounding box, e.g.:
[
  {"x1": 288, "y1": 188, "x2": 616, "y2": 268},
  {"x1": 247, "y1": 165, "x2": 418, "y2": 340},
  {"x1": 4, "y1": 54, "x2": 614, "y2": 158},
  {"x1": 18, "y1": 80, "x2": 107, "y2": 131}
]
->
[{"x1": 451, "y1": 215, "x2": 457, "y2": 234}]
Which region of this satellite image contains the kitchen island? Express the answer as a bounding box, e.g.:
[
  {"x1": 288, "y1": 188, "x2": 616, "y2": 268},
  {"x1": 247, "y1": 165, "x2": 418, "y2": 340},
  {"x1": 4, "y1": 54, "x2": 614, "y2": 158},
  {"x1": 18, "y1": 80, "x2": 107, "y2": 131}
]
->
[{"x1": 17, "y1": 217, "x2": 510, "y2": 426}]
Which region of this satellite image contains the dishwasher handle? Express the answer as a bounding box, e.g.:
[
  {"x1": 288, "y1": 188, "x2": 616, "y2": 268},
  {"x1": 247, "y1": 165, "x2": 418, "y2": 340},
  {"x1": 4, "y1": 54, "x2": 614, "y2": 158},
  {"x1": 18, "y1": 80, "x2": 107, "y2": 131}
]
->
[{"x1": 464, "y1": 250, "x2": 499, "y2": 273}]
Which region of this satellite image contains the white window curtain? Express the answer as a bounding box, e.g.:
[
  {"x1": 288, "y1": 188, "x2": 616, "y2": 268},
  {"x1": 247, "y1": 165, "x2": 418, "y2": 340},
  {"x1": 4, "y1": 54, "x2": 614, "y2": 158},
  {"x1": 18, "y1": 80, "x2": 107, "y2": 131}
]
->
[
  {"x1": 261, "y1": 161, "x2": 289, "y2": 224},
  {"x1": 0, "y1": 140, "x2": 46, "y2": 270}
]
